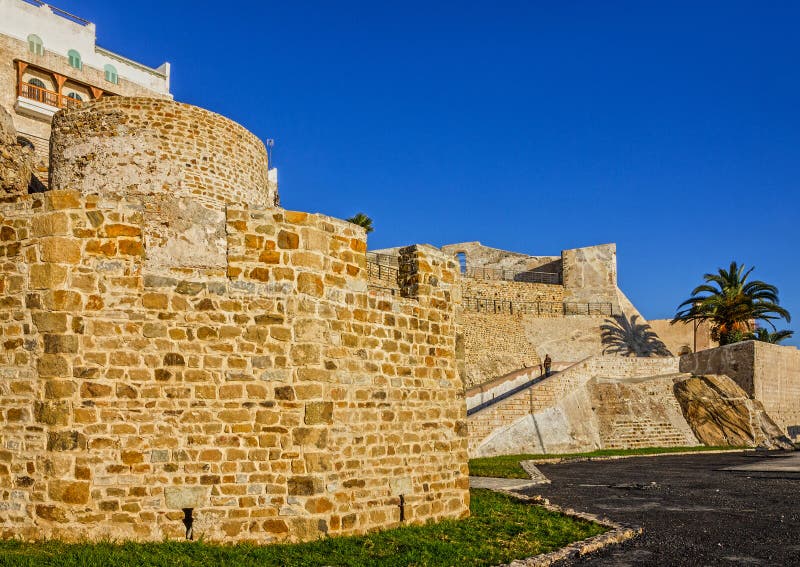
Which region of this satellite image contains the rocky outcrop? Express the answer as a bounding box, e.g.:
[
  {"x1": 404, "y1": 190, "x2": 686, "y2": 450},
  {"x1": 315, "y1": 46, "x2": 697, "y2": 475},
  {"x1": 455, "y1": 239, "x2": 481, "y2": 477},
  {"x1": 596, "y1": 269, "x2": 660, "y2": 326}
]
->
[
  {"x1": 0, "y1": 106, "x2": 34, "y2": 199},
  {"x1": 674, "y1": 374, "x2": 793, "y2": 450}
]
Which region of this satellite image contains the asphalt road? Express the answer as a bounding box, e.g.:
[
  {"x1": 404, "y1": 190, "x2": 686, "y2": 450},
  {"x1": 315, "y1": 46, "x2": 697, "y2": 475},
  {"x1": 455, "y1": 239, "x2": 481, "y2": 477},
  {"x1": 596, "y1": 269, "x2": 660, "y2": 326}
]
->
[{"x1": 521, "y1": 452, "x2": 800, "y2": 566}]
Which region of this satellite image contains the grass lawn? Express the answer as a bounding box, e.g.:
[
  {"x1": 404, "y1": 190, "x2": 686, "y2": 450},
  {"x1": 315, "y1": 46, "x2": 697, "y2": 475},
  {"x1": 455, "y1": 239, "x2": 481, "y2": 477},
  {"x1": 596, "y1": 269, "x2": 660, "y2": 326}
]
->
[
  {"x1": 470, "y1": 446, "x2": 746, "y2": 479},
  {"x1": 0, "y1": 489, "x2": 606, "y2": 567}
]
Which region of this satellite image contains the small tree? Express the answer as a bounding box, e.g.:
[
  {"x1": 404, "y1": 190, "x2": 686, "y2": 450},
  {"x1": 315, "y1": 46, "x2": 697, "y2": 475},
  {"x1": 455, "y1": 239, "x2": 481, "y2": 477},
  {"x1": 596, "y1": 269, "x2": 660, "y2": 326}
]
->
[
  {"x1": 672, "y1": 261, "x2": 791, "y2": 345},
  {"x1": 346, "y1": 212, "x2": 374, "y2": 234}
]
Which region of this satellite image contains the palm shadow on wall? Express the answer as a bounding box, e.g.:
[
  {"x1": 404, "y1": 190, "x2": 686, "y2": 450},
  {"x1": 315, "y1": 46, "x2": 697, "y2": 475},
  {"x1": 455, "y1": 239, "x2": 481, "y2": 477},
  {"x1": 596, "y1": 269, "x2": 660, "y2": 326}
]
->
[{"x1": 600, "y1": 314, "x2": 672, "y2": 357}]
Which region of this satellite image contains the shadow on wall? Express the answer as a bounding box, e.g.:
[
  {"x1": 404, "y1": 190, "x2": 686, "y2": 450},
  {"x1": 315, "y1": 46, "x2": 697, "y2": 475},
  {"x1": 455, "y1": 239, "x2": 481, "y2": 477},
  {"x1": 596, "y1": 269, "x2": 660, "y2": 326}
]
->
[{"x1": 601, "y1": 314, "x2": 672, "y2": 357}]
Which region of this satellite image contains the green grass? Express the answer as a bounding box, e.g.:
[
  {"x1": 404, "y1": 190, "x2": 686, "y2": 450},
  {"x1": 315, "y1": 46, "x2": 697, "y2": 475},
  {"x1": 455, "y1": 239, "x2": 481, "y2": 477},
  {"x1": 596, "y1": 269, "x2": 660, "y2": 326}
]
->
[
  {"x1": 470, "y1": 445, "x2": 746, "y2": 479},
  {"x1": 0, "y1": 490, "x2": 605, "y2": 567}
]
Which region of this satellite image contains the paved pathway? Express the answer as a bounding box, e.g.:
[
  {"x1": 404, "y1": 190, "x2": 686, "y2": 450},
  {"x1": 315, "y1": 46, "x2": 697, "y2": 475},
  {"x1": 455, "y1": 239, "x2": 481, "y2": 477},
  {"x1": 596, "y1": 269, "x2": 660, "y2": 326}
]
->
[{"x1": 519, "y1": 451, "x2": 800, "y2": 566}]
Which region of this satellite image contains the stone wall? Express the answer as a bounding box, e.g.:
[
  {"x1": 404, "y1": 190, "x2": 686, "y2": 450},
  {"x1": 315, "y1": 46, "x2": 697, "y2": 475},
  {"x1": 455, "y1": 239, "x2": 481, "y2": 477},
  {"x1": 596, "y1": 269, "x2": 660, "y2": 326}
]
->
[
  {"x1": 0, "y1": 99, "x2": 469, "y2": 542},
  {"x1": 648, "y1": 319, "x2": 717, "y2": 355},
  {"x1": 467, "y1": 356, "x2": 684, "y2": 456},
  {"x1": 0, "y1": 106, "x2": 34, "y2": 198},
  {"x1": 460, "y1": 313, "x2": 541, "y2": 389},
  {"x1": 439, "y1": 241, "x2": 561, "y2": 275},
  {"x1": 50, "y1": 97, "x2": 274, "y2": 212},
  {"x1": 680, "y1": 341, "x2": 800, "y2": 441},
  {"x1": 562, "y1": 243, "x2": 617, "y2": 307},
  {"x1": 457, "y1": 280, "x2": 562, "y2": 388},
  {"x1": 460, "y1": 278, "x2": 563, "y2": 304}
]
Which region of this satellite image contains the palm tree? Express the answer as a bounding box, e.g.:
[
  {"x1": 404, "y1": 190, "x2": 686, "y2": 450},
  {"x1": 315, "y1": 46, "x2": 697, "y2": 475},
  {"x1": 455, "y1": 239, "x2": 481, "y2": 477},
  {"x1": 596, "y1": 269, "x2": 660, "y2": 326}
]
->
[
  {"x1": 346, "y1": 212, "x2": 374, "y2": 234},
  {"x1": 672, "y1": 261, "x2": 791, "y2": 345},
  {"x1": 748, "y1": 327, "x2": 794, "y2": 344}
]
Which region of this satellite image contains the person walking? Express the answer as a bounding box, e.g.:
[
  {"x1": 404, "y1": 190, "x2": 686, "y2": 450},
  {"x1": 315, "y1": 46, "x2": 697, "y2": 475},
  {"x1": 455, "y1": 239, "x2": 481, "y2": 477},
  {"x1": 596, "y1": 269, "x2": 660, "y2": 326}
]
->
[{"x1": 543, "y1": 354, "x2": 552, "y2": 377}]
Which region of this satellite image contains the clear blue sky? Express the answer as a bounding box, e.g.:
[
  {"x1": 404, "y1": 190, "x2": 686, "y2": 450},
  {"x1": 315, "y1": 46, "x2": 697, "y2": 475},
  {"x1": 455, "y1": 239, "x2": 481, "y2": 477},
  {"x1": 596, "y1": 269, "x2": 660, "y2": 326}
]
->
[{"x1": 59, "y1": 1, "x2": 799, "y2": 343}]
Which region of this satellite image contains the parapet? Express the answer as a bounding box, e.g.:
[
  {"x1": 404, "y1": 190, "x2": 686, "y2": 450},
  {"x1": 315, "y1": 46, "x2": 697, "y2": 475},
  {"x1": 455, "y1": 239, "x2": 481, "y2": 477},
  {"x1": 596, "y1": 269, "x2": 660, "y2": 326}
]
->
[{"x1": 49, "y1": 97, "x2": 275, "y2": 210}]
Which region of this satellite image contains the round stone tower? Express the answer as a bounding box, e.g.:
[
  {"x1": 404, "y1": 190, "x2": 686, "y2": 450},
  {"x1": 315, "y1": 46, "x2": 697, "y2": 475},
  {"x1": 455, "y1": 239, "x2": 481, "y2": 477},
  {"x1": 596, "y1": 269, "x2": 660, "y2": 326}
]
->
[
  {"x1": 49, "y1": 98, "x2": 276, "y2": 272},
  {"x1": 49, "y1": 97, "x2": 275, "y2": 210}
]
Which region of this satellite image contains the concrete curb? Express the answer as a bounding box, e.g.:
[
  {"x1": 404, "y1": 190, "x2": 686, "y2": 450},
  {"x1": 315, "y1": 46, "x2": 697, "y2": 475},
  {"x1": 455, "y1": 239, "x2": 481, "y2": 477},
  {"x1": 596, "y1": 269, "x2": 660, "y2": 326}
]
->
[
  {"x1": 524, "y1": 448, "x2": 750, "y2": 466},
  {"x1": 494, "y1": 491, "x2": 642, "y2": 567}
]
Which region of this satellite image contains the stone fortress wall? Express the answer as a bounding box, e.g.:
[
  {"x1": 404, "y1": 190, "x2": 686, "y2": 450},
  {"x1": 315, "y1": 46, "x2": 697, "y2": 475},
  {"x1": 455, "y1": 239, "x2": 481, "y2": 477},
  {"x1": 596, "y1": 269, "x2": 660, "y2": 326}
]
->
[
  {"x1": 0, "y1": 98, "x2": 470, "y2": 542},
  {"x1": 369, "y1": 241, "x2": 663, "y2": 389}
]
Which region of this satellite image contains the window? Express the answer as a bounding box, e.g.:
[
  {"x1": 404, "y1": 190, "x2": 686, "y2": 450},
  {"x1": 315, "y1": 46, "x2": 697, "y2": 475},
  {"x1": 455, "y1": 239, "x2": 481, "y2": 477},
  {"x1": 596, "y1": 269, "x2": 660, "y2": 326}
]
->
[
  {"x1": 17, "y1": 137, "x2": 34, "y2": 150},
  {"x1": 66, "y1": 92, "x2": 83, "y2": 101},
  {"x1": 27, "y1": 34, "x2": 44, "y2": 56},
  {"x1": 104, "y1": 64, "x2": 118, "y2": 84},
  {"x1": 27, "y1": 78, "x2": 46, "y2": 89},
  {"x1": 67, "y1": 49, "x2": 82, "y2": 69},
  {"x1": 456, "y1": 252, "x2": 467, "y2": 274}
]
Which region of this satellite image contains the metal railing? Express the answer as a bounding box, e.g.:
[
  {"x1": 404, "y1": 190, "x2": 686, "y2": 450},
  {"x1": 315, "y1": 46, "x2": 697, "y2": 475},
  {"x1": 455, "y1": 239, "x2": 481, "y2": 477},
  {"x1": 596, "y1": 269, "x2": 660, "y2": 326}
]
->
[
  {"x1": 462, "y1": 296, "x2": 613, "y2": 316},
  {"x1": 366, "y1": 252, "x2": 399, "y2": 266},
  {"x1": 19, "y1": 82, "x2": 83, "y2": 110},
  {"x1": 367, "y1": 260, "x2": 399, "y2": 284},
  {"x1": 16, "y1": 131, "x2": 50, "y2": 162},
  {"x1": 465, "y1": 266, "x2": 561, "y2": 284},
  {"x1": 21, "y1": 1, "x2": 92, "y2": 26}
]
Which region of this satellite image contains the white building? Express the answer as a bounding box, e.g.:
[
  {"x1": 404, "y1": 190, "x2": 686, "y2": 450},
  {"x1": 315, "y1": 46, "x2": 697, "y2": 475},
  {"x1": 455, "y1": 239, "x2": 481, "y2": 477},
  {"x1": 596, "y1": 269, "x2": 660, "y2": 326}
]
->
[{"x1": 0, "y1": 0, "x2": 172, "y2": 177}]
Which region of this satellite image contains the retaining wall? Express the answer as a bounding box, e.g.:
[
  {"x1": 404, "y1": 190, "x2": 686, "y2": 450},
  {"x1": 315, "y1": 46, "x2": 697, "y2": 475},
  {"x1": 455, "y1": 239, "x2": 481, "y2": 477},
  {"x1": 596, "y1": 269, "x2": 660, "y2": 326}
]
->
[{"x1": 680, "y1": 341, "x2": 800, "y2": 441}]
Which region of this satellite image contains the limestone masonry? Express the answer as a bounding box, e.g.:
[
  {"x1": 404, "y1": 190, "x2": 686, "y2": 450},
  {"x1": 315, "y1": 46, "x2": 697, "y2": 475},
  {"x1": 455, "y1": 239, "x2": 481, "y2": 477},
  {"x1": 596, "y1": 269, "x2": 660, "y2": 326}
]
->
[{"x1": 0, "y1": 98, "x2": 469, "y2": 542}]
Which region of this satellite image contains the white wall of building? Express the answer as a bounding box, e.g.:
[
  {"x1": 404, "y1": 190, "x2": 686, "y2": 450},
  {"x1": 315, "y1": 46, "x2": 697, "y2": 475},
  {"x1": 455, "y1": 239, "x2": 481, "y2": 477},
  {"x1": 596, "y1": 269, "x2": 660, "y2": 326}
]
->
[{"x1": 0, "y1": 0, "x2": 170, "y2": 94}]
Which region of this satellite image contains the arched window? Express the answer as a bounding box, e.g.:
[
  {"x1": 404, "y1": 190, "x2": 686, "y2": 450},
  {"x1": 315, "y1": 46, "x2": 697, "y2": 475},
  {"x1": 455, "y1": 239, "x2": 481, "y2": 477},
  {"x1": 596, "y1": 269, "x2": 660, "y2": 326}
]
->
[
  {"x1": 66, "y1": 92, "x2": 83, "y2": 101},
  {"x1": 17, "y1": 137, "x2": 34, "y2": 150},
  {"x1": 456, "y1": 252, "x2": 467, "y2": 274},
  {"x1": 67, "y1": 49, "x2": 82, "y2": 69},
  {"x1": 24, "y1": 77, "x2": 47, "y2": 102},
  {"x1": 27, "y1": 34, "x2": 44, "y2": 56},
  {"x1": 104, "y1": 64, "x2": 118, "y2": 84}
]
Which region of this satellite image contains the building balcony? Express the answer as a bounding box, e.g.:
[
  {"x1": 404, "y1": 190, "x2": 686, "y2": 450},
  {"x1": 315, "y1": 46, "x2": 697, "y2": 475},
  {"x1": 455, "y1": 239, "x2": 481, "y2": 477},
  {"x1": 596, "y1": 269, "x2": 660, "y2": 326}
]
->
[{"x1": 15, "y1": 82, "x2": 82, "y2": 119}]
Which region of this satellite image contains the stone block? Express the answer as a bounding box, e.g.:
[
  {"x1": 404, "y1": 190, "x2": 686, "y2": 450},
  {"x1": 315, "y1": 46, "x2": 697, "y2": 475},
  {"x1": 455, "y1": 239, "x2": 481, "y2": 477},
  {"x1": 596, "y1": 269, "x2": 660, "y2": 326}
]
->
[
  {"x1": 277, "y1": 230, "x2": 299, "y2": 249},
  {"x1": 297, "y1": 273, "x2": 324, "y2": 297},
  {"x1": 34, "y1": 401, "x2": 70, "y2": 426},
  {"x1": 40, "y1": 237, "x2": 82, "y2": 264},
  {"x1": 287, "y1": 476, "x2": 323, "y2": 496},
  {"x1": 32, "y1": 312, "x2": 68, "y2": 333},
  {"x1": 37, "y1": 355, "x2": 69, "y2": 377},
  {"x1": 304, "y1": 402, "x2": 333, "y2": 425},
  {"x1": 29, "y1": 264, "x2": 68, "y2": 289},
  {"x1": 164, "y1": 486, "x2": 208, "y2": 509},
  {"x1": 31, "y1": 213, "x2": 69, "y2": 237},
  {"x1": 47, "y1": 480, "x2": 89, "y2": 504},
  {"x1": 47, "y1": 431, "x2": 86, "y2": 451},
  {"x1": 44, "y1": 334, "x2": 79, "y2": 354}
]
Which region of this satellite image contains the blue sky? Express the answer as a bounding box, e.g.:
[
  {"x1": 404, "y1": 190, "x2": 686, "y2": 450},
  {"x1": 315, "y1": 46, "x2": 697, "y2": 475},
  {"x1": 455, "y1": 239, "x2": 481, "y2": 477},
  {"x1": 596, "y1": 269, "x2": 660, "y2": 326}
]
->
[{"x1": 59, "y1": 1, "x2": 799, "y2": 343}]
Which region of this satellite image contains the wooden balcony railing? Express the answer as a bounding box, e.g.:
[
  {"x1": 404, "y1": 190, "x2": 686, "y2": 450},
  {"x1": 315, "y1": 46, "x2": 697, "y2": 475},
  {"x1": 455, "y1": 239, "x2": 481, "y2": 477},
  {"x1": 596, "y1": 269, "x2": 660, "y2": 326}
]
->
[{"x1": 18, "y1": 82, "x2": 83, "y2": 109}]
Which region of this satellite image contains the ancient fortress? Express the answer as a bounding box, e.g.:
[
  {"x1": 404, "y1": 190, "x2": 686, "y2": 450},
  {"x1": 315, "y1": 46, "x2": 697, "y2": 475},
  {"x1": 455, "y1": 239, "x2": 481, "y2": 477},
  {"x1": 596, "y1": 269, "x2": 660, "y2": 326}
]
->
[
  {"x1": 2, "y1": 73, "x2": 800, "y2": 550},
  {"x1": 0, "y1": 98, "x2": 469, "y2": 541}
]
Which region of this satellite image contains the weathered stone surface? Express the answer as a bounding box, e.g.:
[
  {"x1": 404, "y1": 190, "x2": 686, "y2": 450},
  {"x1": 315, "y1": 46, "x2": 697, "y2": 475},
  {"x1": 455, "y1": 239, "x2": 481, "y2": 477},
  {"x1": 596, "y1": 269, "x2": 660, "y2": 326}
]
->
[
  {"x1": 48, "y1": 481, "x2": 90, "y2": 504},
  {"x1": 0, "y1": 99, "x2": 468, "y2": 545},
  {"x1": 304, "y1": 402, "x2": 333, "y2": 425},
  {"x1": 0, "y1": 106, "x2": 33, "y2": 197},
  {"x1": 164, "y1": 486, "x2": 208, "y2": 509},
  {"x1": 680, "y1": 341, "x2": 800, "y2": 442},
  {"x1": 673, "y1": 374, "x2": 793, "y2": 450}
]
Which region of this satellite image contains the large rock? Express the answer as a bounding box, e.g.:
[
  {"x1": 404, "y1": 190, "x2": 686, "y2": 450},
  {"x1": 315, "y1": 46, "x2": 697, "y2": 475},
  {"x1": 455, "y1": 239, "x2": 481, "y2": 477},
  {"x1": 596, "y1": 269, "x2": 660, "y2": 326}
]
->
[
  {"x1": 0, "y1": 106, "x2": 34, "y2": 198},
  {"x1": 673, "y1": 374, "x2": 793, "y2": 450}
]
